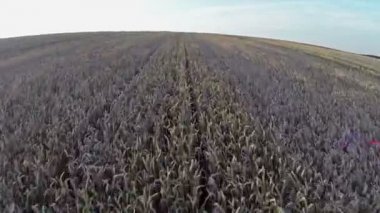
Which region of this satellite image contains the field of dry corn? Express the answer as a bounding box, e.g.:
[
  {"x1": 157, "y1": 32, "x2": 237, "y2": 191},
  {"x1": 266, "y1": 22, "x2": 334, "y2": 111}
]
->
[{"x1": 1, "y1": 32, "x2": 380, "y2": 212}]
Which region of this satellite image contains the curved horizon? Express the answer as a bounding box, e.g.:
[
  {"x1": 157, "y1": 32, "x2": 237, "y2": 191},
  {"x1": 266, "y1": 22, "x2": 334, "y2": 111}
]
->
[{"x1": 1, "y1": 0, "x2": 379, "y2": 55}]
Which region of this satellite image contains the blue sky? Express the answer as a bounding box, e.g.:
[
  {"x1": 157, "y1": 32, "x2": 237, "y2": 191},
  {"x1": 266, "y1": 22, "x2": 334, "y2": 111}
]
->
[{"x1": 1, "y1": 0, "x2": 379, "y2": 55}]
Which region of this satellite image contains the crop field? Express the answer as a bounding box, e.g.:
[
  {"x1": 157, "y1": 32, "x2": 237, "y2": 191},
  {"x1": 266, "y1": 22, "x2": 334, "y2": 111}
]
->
[{"x1": 0, "y1": 32, "x2": 380, "y2": 212}]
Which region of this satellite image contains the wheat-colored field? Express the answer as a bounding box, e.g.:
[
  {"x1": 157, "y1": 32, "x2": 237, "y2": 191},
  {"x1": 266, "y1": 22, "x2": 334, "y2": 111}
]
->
[{"x1": 0, "y1": 32, "x2": 379, "y2": 212}]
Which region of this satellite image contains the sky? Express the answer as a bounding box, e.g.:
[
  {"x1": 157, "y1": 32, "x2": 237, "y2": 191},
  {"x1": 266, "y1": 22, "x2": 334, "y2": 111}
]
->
[{"x1": 1, "y1": 0, "x2": 379, "y2": 55}]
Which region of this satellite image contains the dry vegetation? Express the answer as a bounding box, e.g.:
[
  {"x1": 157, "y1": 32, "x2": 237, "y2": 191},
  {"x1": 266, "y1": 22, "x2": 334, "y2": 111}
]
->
[{"x1": 0, "y1": 32, "x2": 380, "y2": 212}]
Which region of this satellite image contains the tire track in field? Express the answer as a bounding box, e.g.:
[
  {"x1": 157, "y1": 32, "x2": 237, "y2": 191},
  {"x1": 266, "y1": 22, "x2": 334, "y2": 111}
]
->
[{"x1": 183, "y1": 45, "x2": 212, "y2": 211}]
